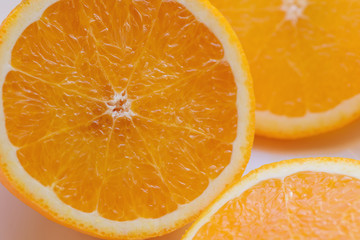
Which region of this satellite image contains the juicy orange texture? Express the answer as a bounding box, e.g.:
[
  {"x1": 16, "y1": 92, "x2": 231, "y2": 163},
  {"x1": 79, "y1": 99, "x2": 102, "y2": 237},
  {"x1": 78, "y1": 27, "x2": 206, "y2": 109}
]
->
[
  {"x1": 3, "y1": 0, "x2": 238, "y2": 220},
  {"x1": 211, "y1": 0, "x2": 360, "y2": 116},
  {"x1": 194, "y1": 171, "x2": 360, "y2": 239},
  {"x1": 210, "y1": 0, "x2": 360, "y2": 138}
]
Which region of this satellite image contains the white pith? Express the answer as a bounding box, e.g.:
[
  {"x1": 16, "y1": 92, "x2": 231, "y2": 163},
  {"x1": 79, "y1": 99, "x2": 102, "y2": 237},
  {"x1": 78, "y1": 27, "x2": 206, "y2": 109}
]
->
[
  {"x1": 281, "y1": 0, "x2": 307, "y2": 24},
  {"x1": 0, "y1": 0, "x2": 253, "y2": 237},
  {"x1": 256, "y1": 94, "x2": 360, "y2": 138},
  {"x1": 105, "y1": 91, "x2": 135, "y2": 119},
  {"x1": 183, "y1": 157, "x2": 360, "y2": 239}
]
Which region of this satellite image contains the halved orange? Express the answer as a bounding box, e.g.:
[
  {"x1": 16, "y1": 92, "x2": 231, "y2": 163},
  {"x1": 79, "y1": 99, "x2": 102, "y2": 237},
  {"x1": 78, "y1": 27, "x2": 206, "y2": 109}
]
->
[
  {"x1": 183, "y1": 157, "x2": 360, "y2": 239},
  {"x1": 0, "y1": 0, "x2": 254, "y2": 239},
  {"x1": 210, "y1": 0, "x2": 360, "y2": 139}
]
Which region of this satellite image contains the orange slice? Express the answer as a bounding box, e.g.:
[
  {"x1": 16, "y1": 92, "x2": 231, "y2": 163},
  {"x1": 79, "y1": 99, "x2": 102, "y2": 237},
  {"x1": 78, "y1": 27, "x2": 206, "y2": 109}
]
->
[
  {"x1": 210, "y1": 0, "x2": 360, "y2": 139},
  {"x1": 0, "y1": 0, "x2": 254, "y2": 239},
  {"x1": 183, "y1": 157, "x2": 360, "y2": 239}
]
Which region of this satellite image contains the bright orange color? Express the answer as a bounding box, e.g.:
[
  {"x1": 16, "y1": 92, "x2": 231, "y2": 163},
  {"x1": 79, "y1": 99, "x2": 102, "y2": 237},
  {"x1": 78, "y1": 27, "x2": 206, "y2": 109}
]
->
[
  {"x1": 185, "y1": 158, "x2": 360, "y2": 239},
  {"x1": 6, "y1": 0, "x2": 234, "y2": 219},
  {"x1": 0, "y1": 0, "x2": 254, "y2": 238},
  {"x1": 211, "y1": 0, "x2": 360, "y2": 138},
  {"x1": 194, "y1": 172, "x2": 360, "y2": 239}
]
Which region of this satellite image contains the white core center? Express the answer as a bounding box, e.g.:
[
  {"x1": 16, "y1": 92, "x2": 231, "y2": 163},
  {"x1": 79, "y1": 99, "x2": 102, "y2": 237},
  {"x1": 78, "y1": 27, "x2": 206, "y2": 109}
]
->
[
  {"x1": 281, "y1": 0, "x2": 308, "y2": 24},
  {"x1": 106, "y1": 91, "x2": 134, "y2": 119}
]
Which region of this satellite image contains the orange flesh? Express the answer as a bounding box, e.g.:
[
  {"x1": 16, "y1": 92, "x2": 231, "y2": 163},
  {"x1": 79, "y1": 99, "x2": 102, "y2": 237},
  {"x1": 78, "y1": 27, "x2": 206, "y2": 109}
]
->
[
  {"x1": 2, "y1": 0, "x2": 238, "y2": 220},
  {"x1": 194, "y1": 172, "x2": 360, "y2": 239},
  {"x1": 211, "y1": 0, "x2": 360, "y2": 117}
]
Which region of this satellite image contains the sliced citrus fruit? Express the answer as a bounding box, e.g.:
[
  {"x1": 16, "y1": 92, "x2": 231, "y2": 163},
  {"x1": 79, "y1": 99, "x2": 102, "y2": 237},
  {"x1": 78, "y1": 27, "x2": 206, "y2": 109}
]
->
[
  {"x1": 183, "y1": 157, "x2": 360, "y2": 239},
  {"x1": 0, "y1": 0, "x2": 254, "y2": 239},
  {"x1": 210, "y1": 0, "x2": 360, "y2": 139}
]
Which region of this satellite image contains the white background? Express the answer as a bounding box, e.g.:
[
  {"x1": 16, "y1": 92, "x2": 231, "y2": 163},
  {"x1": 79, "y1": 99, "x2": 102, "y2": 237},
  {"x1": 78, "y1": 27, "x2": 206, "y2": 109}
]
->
[{"x1": 1, "y1": 0, "x2": 360, "y2": 239}]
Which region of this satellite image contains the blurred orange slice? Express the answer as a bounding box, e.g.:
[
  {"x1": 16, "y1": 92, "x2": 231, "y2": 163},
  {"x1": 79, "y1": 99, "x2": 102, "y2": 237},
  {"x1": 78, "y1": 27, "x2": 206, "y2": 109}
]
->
[
  {"x1": 211, "y1": 0, "x2": 360, "y2": 139},
  {"x1": 184, "y1": 157, "x2": 360, "y2": 239},
  {"x1": 0, "y1": 0, "x2": 254, "y2": 239}
]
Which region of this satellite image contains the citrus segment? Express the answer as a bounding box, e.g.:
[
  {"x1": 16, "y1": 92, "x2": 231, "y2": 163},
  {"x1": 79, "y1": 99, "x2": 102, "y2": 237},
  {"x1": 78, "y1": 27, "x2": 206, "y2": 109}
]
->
[
  {"x1": 210, "y1": 0, "x2": 360, "y2": 138},
  {"x1": 78, "y1": 0, "x2": 163, "y2": 93},
  {"x1": 17, "y1": 114, "x2": 112, "y2": 211},
  {"x1": 97, "y1": 117, "x2": 178, "y2": 221},
  {"x1": 285, "y1": 172, "x2": 360, "y2": 238},
  {"x1": 127, "y1": 1, "x2": 225, "y2": 98},
  {"x1": 3, "y1": 70, "x2": 107, "y2": 147},
  {"x1": 193, "y1": 179, "x2": 292, "y2": 239},
  {"x1": 184, "y1": 158, "x2": 360, "y2": 240},
  {"x1": 132, "y1": 117, "x2": 233, "y2": 197},
  {"x1": 0, "y1": 0, "x2": 253, "y2": 238},
  {"x1": 11, "y1": 0, "x2": 115, "y2": 101},
  {"x1": 131, "y1": 61, "x2": 238, "y2": 143}
]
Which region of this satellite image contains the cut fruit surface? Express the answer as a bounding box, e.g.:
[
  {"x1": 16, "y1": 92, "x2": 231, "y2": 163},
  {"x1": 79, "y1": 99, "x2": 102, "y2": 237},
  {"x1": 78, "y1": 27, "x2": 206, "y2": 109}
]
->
[
  {"x1": 210, "y1": 0, "x2": 360, "y2": 139},
  {"x1": 0, "y1": 0, "x2": 254, "y2": 239},
  {"x1": 183, "y1": 157, "x2": 360, "y2": 240}
]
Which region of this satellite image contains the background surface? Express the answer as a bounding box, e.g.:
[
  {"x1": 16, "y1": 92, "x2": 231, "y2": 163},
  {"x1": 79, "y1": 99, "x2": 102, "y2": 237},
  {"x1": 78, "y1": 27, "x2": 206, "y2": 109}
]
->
[{"x1": 1, "y1": 0, "x2": 360, "y2": 239}]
